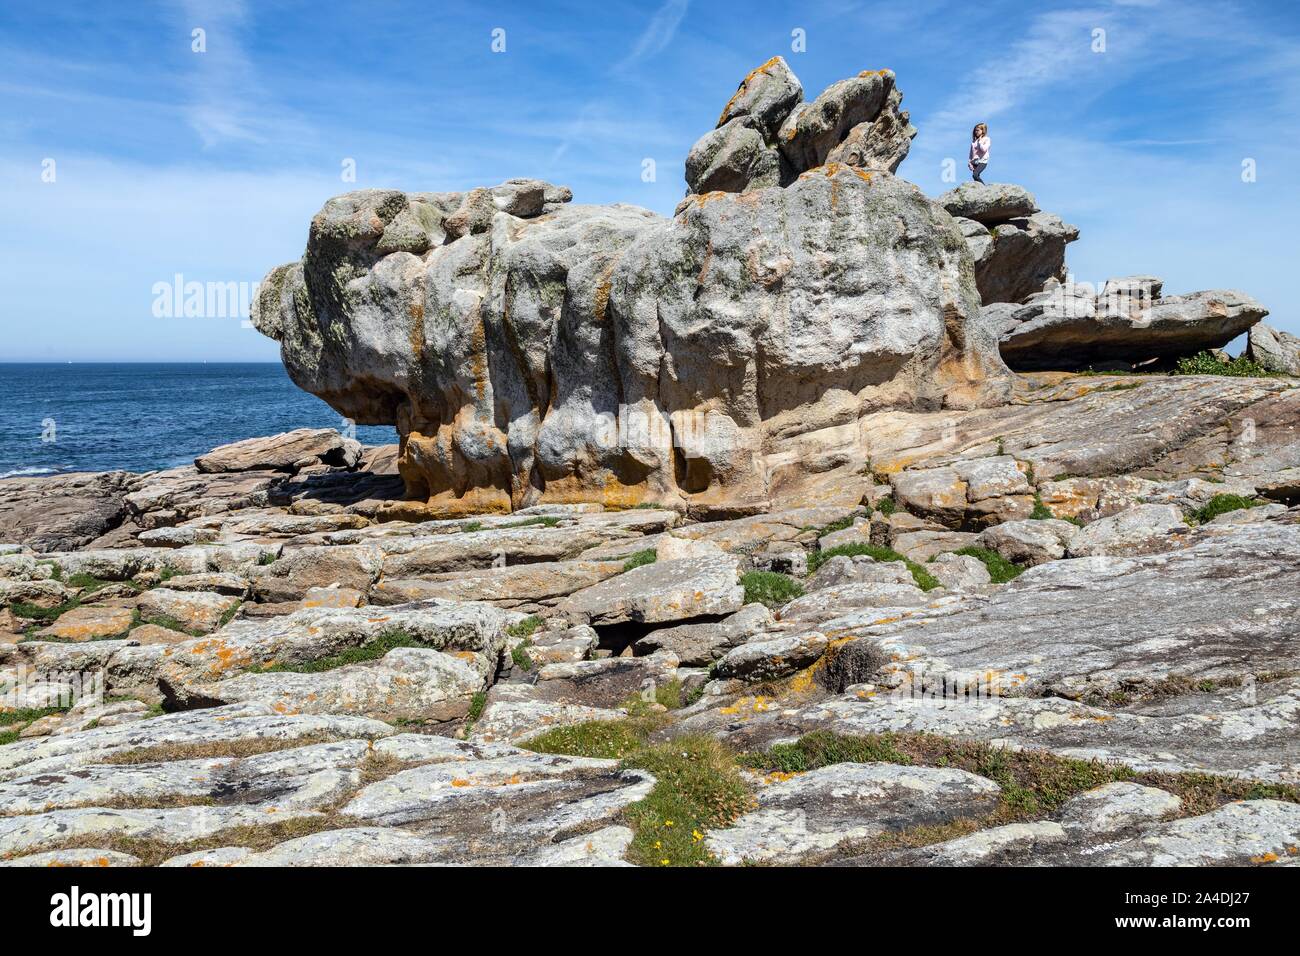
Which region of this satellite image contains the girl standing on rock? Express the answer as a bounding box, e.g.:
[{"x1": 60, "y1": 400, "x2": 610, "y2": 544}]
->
[{"x1": 968, "y1": 123, "x2": 990, "y2": 182}]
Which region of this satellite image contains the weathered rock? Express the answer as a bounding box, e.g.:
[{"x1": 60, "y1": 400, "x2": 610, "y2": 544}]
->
[
  {"x1": 185, "y1": 647, "x2": 489, "y2": 722},
  {"x1": 891, "y1": 529, "x2": 978, "y2": 562},
  {"x1": 371, "y1": 559, "x2": 623, "y2": 606},
  {"x1": 1247, "y1": 322, "x2": 1300, "y2": 375},
  {"x1": 136, "y1": 588, "x2": 240, "y2": 634},
  {"x1": 470, "y1": 683, "x2": 625, "y2": 744},
  {"x1": 633, "y1": 603, "x2": 774, "y2": 665},
  {"x1": 796, "y1": 520, "x2": 1300, "y2": 711},
  {"x1": 1003, "y1": 288, "x2": 1269, "y2": 371},
  {"x1": 705, "y1": 762, "x2": 1000, "y2": 864},
  {"x1": 713, "y1": 630, "x2": 830, "y2": 682},
  {"x1": 0, "y1": 471, "x2": 130, "y2": 552},
  {"x1": 338, "y1": 748, "x2": 654, "y2": 862},
  {"x1": 779, "y1": 582, "x2": 928, "y2": 625},
  {"x1": 1088, "y1": 800, "x2": 1300, "y2": 866},
  {"x1": 532, "y1": 653, "x2": 679, "y2": 710},
  {"x1": 194, "y1": 428, "x2": 362, "y2": 474},
  {"x1": 1065, "y1": 503, "x2": 1188, "y2": 557},
  {"x1": 685, "y1": 60, "x2": 915, "y2": 196},
  {"x1": 256, "y1": 141, "x2": 1009, "y2": 517},
  {"x1": 715, "y1": 57, "x2": 803, "y2": 138},
  {"x1": 806, "y1": 554, "x2": 915, "y2": 591},
  {"x1": 927, "y1": 553, "x2": 991, "y2": 590},
  {"x1": 937, "y1": 182, "x2": 1039, "y2": 224},
  {"x1": 0, "y1": 849, "x2": 142, "y2": 867},
  {"x1": 0, "y1": 703, "x2": 393, "y2": 780},
  {"x1": 36, "y1": 605, "x2": 135, "y2": 642},
  {"x1": 0, "y1": 804, "x2": 324, "y2": 859},
  {"x1": 977, "y1": 518, "x2": 1078, "y2": 565},
  {"x1": 1059, "y1": 782, "x2": 1181, "y2": 837},
  {"x1": 0, "y1": 739, "x2": 369, "y2": 815},
  {"x1": 0, "y1": 578, "x2": 74, "y2": 610},
  {"x1": 250, "y1": 544, "x2": 382, "y2": 602},
  {"x1": 904, "y1": 821, "x2": 1067, "y2": 865},
  {"x1": 559, "y1": 555, "x2": 744, "y2": 626},
  {"x1": 114, "y1": 601, "x2": 519, "y2": 703}
]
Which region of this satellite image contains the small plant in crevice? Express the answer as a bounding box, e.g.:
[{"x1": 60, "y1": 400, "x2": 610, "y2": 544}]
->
[
  {"x1": 622, "y1": 549, "x2": 657, "y2": 573},
  {"x1": 1192, "y1": 493, "x2": 1261, "y2": 525},
  {"x1": 951, "y1": 546, "x2": 1025, "y2": 584},
  {"x1": 741, "y1": 570, "x2": 804, "y2": 609}
]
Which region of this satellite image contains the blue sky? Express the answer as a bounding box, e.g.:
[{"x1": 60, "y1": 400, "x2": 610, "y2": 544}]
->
[{"x1": 1, "y1": 0, "x2": 1297, "y2": 361}]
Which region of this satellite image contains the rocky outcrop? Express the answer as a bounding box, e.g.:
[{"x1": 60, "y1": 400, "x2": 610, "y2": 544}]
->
[
  {"x1": 1247, "y1": 322, "x2": 1300, "y2": 375},
  {"x1": 1000, "y1": 281, "x2": 1269, "y2": 371},
  {"x1": 254, "y1": 98, "x2": 1011, "y2": 516},
  {"x1": 937, "y1": 183, "x2": 1079, "y2": 305},
  {"x1": 195, "y1": 428, "x2": 363, "y2": 474},
  {"x1": 684, "y1": 59, "x2": 916, "y2": 197}
]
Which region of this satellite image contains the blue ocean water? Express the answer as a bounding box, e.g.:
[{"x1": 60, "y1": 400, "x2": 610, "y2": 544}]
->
[{"x1": 0, "y1": 364, "x2": 397, "y2": 478}]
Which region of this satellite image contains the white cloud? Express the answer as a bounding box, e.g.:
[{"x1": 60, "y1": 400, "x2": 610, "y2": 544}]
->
[{"x1": 614, "y1": 0, "x2": 690, "y2": 73}]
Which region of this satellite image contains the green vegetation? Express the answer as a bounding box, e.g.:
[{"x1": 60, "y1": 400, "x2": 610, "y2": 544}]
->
[
  {"x1": 249, "y1": 628, "x2": 426, "y2": 674},
  {"x1": 135, "y1": 612, "x2": 203, "y2": 637},
  {"x1": 0, "y1": 704, "x2": 72, "y2": 745},
  {"x1": 258, "y1": 552, "x2": 278, "y2": 566},
  {"x1": 808, "y1": 515, "x2": 855, "y2": 536},
  {"x1": 619, "y1": 678, "x2": 690, "y2": 715},
  {"x1": 1173, "y1": 351, "x2": 1277, "y2": 378},
  {"x1": 1028, "y1": 494, "x2": 1054, "y2": 520},
  {"x1": 739, "y1": 729, "x2": 1300, "y2": 851},
  {"x1": 522, "y1": 716, "x2": 1300, "y2": 865},
  {"x1": 465, "y1": 691, "x2": 487, "y2": 725},
  {"x1": 64, "y1": 573, "x2": 123, "y2": 593},
  {"x1": 807, "y1": 543, "x2": 939, "y2": 591},
  {"x1": 0, "y1": 705, "x2": 67, "y2": 727},
  {"x1": 524, "y1": 716, "x2": 664, "y2": 760},
  {"x1": 1192, "y1": 493, "x2": 1261, "y2": 525},
  {"x1": 952, "y1": 546, "x2": 1025, "y2": 584},
  {"x1": 526, "y1": 718, "x2": 752, "y2": 866},
  {"x1": 8, "y1": 599, "x2": 79, "y2": 622},
  {"x1": 459, "y1": 521, "x2": 484, "y2": 533},
  {"x1": 874, "y1": 496, "x2": 897, "y2": 516},
  {"x1": 622, "y1": 549, "x2": 658, "y2": 573},
  {"x1": 740, "y1": 570, "x2": 804, "y2": 609},
  {"x1": 505, "y1": 615, "x2": 544, "y2": 672},
  {"x1": 506, "y1": 615, "x2": 543, "y2": 639},
  {"x1": 502, "y1": 516, "x2": 561, "y2": 529},
  {"x1": 621, "y1": 736, "x2": 754, "y2": 866},
  {"x1": 510, "y1": 639, "x2": 534, "y2": 672}
]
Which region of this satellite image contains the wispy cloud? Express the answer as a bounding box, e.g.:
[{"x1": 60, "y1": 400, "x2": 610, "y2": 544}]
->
[
  {"x1": 614, "y1": 0, "x2": 689, "y2": 73},
  {"x1": 171, "y1": 0, "x2": 289, "y2": 147}
]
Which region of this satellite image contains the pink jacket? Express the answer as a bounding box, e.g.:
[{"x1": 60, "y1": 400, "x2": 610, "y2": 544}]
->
[{"x1": 969, "y1": 136, "x2": 990, "y2": 163}]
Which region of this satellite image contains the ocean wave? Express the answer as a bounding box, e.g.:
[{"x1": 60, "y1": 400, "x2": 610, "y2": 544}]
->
[{"x1": 0, "y1": 466, "x2": 60, "y2": 479}]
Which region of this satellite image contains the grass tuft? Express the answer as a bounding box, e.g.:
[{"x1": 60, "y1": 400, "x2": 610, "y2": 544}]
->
[
  {"x1": 622, "y1": 549, "x2": 658, "y2": 573},
  {"x1": 249, "y1": 628, "x2": 426, "y2": 674},
  {"x1": 506, "y1": 615, "x2": 543, "y2": 639},
  {"x1": 740, "y1": 570, "x2": 804, "y2": 609},
  {"x1": 952, "y1": 546, "x2": 1025, "y2": 584},
  {"x1": 1193, "y1": 493, "x2": 1261, "y2": 524}
]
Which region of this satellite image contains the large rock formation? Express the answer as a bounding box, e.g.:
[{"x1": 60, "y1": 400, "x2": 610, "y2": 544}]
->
[
  {"x1": 997, "y1": 279, "x2": 1268, "y2": 371},
  {"x1": 253, "y1": 64, "x2": 1010, "y2": 517},
  {"x1": 683, "y1": 58, "x2": 917, "y2": 196}
]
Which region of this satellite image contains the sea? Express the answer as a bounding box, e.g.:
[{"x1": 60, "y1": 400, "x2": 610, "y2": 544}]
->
[{"x1": 0, "y1": 364, "x2": 398, "y2": 479}]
